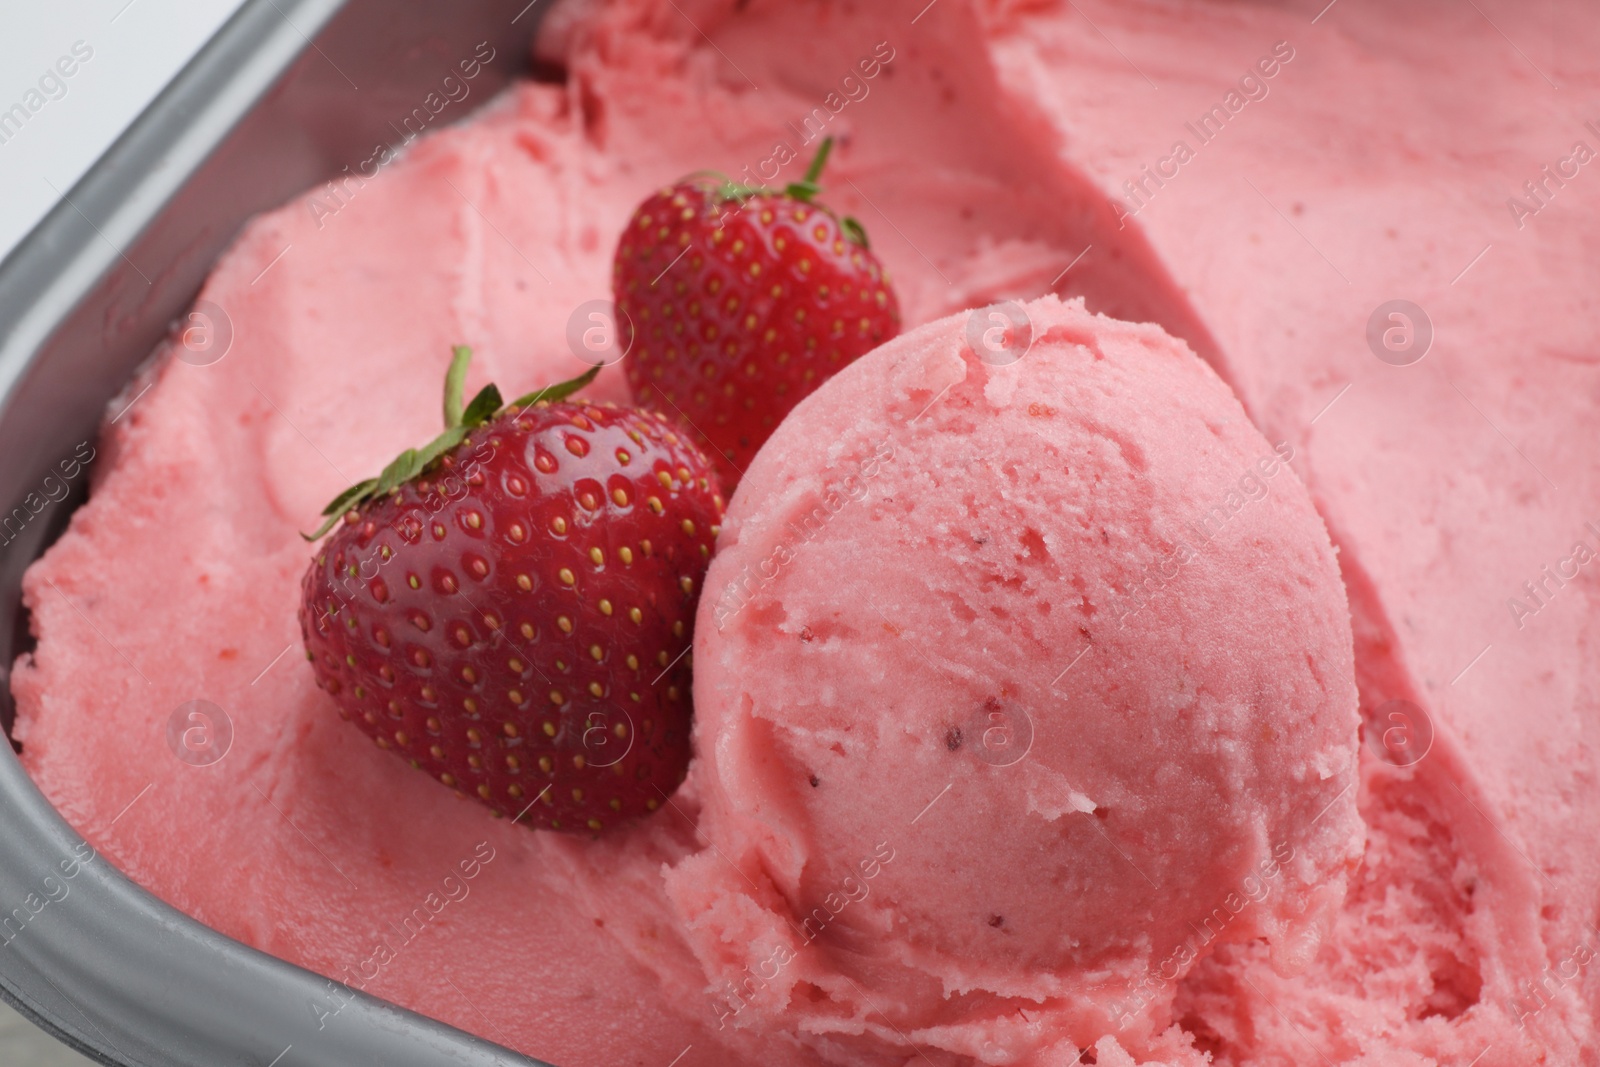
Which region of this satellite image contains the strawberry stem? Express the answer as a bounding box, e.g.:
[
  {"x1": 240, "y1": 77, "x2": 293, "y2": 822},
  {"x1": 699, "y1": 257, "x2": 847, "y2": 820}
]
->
[
  {"x1": 699, "y1": 136, "x2": 871, "y2": 247},
  {"x1": 803, "y1": 136, "x2": 834, "y2": 186},
  {"x1": 782, "y1": 136, "x2": 834, "y2": 203},
  {"x1": 442, "y1": 345, "x2": 472, "y2": 429},
  {"x1": 302, "y1": 348, "x2": 600, "y2": 541}
]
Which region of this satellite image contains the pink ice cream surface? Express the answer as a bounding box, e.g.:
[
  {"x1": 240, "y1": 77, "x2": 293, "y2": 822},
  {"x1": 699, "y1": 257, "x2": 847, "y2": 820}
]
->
[
  {"x1": 676, "y1": 294, "x2": 1361, "y2": 1060},
  {"x1": 8, "y1": 0, "x2": 1599, "y2": 1064}
]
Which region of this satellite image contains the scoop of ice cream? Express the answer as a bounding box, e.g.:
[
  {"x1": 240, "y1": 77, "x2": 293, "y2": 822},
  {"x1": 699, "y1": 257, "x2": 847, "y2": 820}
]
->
[{"x1": 668, "y1": 295, "x2": 1363, "y2": 1062}]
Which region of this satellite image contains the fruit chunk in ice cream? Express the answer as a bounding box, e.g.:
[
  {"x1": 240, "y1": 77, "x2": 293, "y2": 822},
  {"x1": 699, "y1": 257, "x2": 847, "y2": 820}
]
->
[{"x1": 673, "y1": 295, "x2": 1363, "y2": 1060}]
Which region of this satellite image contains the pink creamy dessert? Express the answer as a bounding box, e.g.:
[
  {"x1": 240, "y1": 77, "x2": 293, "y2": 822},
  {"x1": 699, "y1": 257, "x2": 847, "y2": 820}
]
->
[
  {"x1": 9, "y1": 1, "x2": 1599, "y2": 1065},
  {"x1": 680, "y1": 295, "x2": 1362, "y2": 1062}
]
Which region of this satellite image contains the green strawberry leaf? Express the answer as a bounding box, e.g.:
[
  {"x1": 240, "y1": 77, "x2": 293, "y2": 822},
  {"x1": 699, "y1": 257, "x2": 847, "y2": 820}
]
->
[
  {"x1": 715, "y1": 137, "x2": 871, "y2": 251},
  {"x1": 319, "y1": 477, "x2": 378, "y2": 518},
  {"x1": 305, "y1": 513, "x2": 345, "y2": 542},
  {"x1": 507, "y1": 364, "x2": 600, "y2": 409},
  {"x1": 841, "y1": 215, "x2": 869, "y2": 249},
  {"x1": 374, "y1": 449, "x2": 419, "y2": 496},
  {"x1": 461, "y1": 383, "x2": 504, "y2": 428},
  {"x1": 413, "y1": 424, "x2": 469, "y2": 472},
  {"x1": 305, "y1": 479, "x2": 375, "y2": 540},
  {"x1": 782, "y1": 136, "x2": 834, "y2": 203},
  {"x1": 782, "y1": 179, "x2": 821, "y2": 201},
  {"x1": 303, "y1": 348, "x2": 600, "y2": 541},
  {"x1": 716, "y1": 181, "x2": 765, "y2": 203}
]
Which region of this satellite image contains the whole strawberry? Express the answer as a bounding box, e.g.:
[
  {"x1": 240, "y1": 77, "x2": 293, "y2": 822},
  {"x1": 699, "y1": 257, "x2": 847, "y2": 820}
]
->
[
  {"x1": 614, "y1": 137, "x2": 900, "y2": 487},
  {"x1": 299, "y1": 348, "x2": 724, "y2": 835}
]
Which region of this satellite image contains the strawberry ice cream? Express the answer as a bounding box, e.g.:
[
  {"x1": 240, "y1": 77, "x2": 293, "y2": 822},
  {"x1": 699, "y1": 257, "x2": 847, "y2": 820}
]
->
[
  {"x1": 8, "y1": 0, "x2": 1599, "y2": 1065},
  {"x1": 677, "y1": 294, "x2": 1362, "y2": 1063}
]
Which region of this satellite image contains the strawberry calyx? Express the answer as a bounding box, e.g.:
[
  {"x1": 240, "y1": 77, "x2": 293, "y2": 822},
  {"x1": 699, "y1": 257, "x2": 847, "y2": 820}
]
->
[
  {"x1": 302, "y1": 347, "x2": 599, "y2": 541},
  {"x1": 700, "y1": 136, "x2": 872, "y2": 249}
]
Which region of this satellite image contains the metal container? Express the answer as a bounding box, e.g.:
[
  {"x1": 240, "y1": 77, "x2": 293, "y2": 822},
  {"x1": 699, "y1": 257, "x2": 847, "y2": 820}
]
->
[{"x1": 0, "y1": 2, "x2": 551, "y2": 1063}]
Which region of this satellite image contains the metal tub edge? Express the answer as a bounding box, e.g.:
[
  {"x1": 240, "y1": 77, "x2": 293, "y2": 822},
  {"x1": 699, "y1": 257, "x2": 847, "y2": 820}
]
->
[{"x1": 0, "y1": 2, "x2": 549, "y2": 1064}]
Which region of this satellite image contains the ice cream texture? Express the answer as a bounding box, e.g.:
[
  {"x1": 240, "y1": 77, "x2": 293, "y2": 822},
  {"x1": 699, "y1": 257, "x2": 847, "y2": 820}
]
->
[
  {"x1": 8, "y1": 0, "x2": 1599, "y2": 1064},
  {"x1": 680, "y1": 294, "x2": 1362, "y2": 1061}
]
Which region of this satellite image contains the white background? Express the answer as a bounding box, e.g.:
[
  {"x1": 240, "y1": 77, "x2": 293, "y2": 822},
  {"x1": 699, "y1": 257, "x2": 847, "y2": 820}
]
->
[
  {"x1": 0, "y1": 0, "x2": 248, "y2": 264},
  {"x1": 0, "y1": 9, "x2": 248, "y2": 1058}
]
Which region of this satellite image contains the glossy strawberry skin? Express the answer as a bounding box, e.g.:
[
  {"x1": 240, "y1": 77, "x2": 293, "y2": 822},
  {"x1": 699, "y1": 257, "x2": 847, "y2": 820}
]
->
[
  {"x1": 300, "y1": 400, "x2": 724, "y2": 834},
  {"x1": 614, "y1": 180, "x2": 901, "y2": 486}
]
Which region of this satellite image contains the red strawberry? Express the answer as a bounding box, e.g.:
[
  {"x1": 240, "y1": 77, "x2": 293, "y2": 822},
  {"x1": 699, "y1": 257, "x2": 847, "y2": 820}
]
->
[
  {"x1": 299, "y1": 347, "x2": 724, "y2": 835},
  {"x1": 614, "y1": 137, "x2": 901, "y2": 486}
]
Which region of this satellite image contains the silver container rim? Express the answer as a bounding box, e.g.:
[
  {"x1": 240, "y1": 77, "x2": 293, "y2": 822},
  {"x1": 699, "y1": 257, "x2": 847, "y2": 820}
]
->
[{"x1": 0, "y1": 2, "x2": 552, "y2": 1064}]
